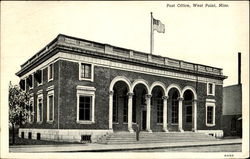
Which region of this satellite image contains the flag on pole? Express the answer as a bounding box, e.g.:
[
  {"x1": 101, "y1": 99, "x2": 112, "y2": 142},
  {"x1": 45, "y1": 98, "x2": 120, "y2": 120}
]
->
[
  {"x1": 153, "y1": 18, "x2": 165, "y2": 33},
  {"x1": 150, "y1": 12, "x2": 165, "y2": 54}
]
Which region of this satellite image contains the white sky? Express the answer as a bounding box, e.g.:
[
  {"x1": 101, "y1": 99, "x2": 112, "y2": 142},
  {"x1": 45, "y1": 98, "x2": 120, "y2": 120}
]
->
[{"x1": 1, "y1": 1, "x2": 249, "y2": 87}]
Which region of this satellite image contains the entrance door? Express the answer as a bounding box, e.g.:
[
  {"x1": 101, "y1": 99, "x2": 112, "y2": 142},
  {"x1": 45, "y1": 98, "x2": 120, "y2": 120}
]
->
[
  {"x1": 184, "y1": 101, "x2": 193, "y2": 131},
  {"x1": 141, "y1": 110, "x2": 147, "y2": 130}
]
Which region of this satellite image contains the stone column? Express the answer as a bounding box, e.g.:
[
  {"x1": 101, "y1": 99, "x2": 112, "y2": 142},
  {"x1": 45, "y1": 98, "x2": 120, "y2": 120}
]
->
[
  {"x1": 109, "y1": 91, "x2": 114, "y2": 130},
  {"x1": 127, "y1": 92, "x2": 134, "y2": 133},
  {"x1": 193, "y1": 99, "x2": 198, "y2": 132},
  {"x1": 146, "y1": 94, "x2": 152, "y2": 133},
  {"x1": 178, "y1": 97, "x2": 184, "y2": 132},
  {"x1": 162, "y1": 96, "x2": 169, "y2": 132}
]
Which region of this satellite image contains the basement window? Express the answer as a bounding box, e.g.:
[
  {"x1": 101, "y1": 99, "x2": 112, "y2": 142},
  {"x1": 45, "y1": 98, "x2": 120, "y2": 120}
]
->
[
  {"x1": 28, "y1": 132, "x2": 32, "y2": 139},
  {"x1": 37, "y1": 133, "x2": 41, "y2": 140},
  {"x1": 21, "y1": 132, "x2": 24, "y2": 139},
  {"x1": 81, "y1": 135, "x2": 91, "y2": 143}
]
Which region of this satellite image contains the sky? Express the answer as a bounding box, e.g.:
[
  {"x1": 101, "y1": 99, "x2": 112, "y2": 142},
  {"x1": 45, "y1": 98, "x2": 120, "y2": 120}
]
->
[
  {"x1": 0, "y1": 1, "x2": 249, "y2": 156},
  {"x1": 1, "y1": 1, "x2": 249, "y2": 87}
]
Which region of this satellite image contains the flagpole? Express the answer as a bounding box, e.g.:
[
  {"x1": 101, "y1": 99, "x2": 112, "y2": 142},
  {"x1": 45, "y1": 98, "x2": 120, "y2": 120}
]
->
[{"x1": 150, "y1": 12, "x2": 154, "y2": 54}]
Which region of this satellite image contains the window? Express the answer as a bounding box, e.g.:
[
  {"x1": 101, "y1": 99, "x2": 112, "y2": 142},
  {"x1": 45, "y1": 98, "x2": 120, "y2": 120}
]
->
[
  {"x1": 37, "y1": 95, "x2": 43, "y2": 123},
  {"x1": 112, "y1": 89, "x2": 118, "y2": 123},
  {"x1": 19, "y1": 79, "x2": 26, "y2": 91},
  {"x1": 206, "y1": 101, "x2": 215, "y2": 126},
  {"x1": 171, "y1": 99, "x2": 178, "y2": 124},
  {"x1": 79, "y1": 63, "x2": 93, "y2": 81},
  {"x1": 185, "y1": 101, "x2": 192, "y2": 123},
  {"x1": 29, "y1": 97, "x2": 34, "y2": 123},
  {"x1": 24, "y1": 78, "x2": 26, "y2": 92},
  {"x1": 47, "y1": 90, "x2": 54, "y2": 122},
  {"x1": 156, "y1": 98, "x2": 163, "y2": 123},
  {"x1": 27, "y1": 74, "x2": 34, "y2": 89},
  {"x1": 79, "y1": 96, "x2": 91, "y2": 120},
  {"x1": 207, "y1": 106, "x2": 213, "y2": 124},
  {"x1": 207, "y1": 82, "x2": 215, "y2": 96},
  {"x1": 35, "y1": 69, "x2": 43, "y2": 86},
  {"x1": 123, "y1": 97, "x2": 128, "y2": 123},
  {"x1": 48, "y1": 63, "x2": 54, "y2": 81},
  {"x1": 76, "y1": 86, "x2": 95, "y2": 124}
]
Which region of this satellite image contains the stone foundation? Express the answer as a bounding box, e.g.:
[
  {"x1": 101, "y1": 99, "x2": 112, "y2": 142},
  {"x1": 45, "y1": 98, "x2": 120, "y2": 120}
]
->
[
  {"x1": 197, "y1": 130, "x2": 224, "y2": 138},
  {"x1": 18, "y1": 128, "x2": 113, "y2": 143}
]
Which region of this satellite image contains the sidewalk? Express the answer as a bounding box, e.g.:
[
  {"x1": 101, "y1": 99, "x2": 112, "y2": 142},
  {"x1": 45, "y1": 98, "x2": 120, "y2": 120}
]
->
[{"x1": 9, "y1": 138, "x2": 242, "y2": 153}]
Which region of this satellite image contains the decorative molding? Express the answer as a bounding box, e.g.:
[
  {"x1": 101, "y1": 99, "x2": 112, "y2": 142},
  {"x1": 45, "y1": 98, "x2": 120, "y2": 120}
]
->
[
  {"x1": 46, "y1": 85, "x2": 54, "y2": 91},
  {"x1": 76, "y1": 85, "x2": 96, "y2": 91},
  {"x1": 162, "y1": 96, "x2": 169, "y2": 100},
  {"x1": 37, "y1": 89, "x2": 43, "y2": 95},
  {"x1": 145, "y1": 94, "x2": 152, "y2": 99},
  {"x1": 206, "y1": 98, "x2": 216, "y2": 103},
  {"x1": 109, "y1": 91, "x2": 114, "y2": 96},
  {"x1": 19, "y1": 52, "x2": 224, "y2": 85},
  {"x1": 29, "y1": 93, "x2": 34, "y2": 97},
  {"x1": 127, "y1": 92, "x2": 134, "y2": 97},
  {"x1": 193, "y1": 99, "x2": 198, "y2": 102},
  {"x1": 109, "y1": 76, "x2": 132, "y2": 92},
  {"x1": 177, "y1": 97, "x2": 184, "y2": 101}
]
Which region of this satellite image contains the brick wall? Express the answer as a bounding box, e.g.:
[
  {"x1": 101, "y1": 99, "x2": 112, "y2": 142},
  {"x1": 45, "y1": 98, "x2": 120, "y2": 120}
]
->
[
  {"x1": 58, "y1": 59, "x2": 223, "y2": 131},
  {"x1": 22, "y1": 61, "x2": 59, "y2": 129},
  {"x1": 22, "y1": 59, "x2": 223, "y2": 132}
]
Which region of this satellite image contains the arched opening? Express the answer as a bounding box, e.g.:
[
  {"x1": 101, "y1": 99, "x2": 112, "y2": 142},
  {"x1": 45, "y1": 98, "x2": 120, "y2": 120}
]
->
[
  {"x1": 151, "y1": 86, "x2": 164, "y2": 131},
  {"x1": 183, "y1": 90, "x2": 194, "y2": 131},
  {"x1": 133, "y1": 83, "x2": 148, "y2": 131},
  {"x1": 112, "y1": 81, "x2": 129, "y2": 131},
  {"x1": 168, "y1": 88, "x2": 180, "y2": 131}
]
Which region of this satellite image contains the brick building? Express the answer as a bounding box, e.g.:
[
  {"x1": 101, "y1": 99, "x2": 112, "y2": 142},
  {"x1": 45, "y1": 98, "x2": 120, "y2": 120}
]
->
[
  {"x1": 222, "y1": 53, "x2": 242, "y2": 137},
  {"x1": 16, "y1": 34, "x2": 227, "y2": 142}
]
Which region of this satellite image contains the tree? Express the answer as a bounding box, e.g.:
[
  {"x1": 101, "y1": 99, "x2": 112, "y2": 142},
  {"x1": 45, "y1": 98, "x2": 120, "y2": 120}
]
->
[{"x1": 9, "y1": 82, "x2": 30, "y2": 144}]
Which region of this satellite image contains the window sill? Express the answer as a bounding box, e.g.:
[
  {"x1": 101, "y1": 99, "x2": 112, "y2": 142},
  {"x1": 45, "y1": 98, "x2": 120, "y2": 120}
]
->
[
  {"x1": 37, "y1": 121, "x2": 43, "y2": 124},
  {"x1": 47, "y1": 120, "x2": 54, "y2": 124},
  {"x1": 48, "y1": 79, "x2": 53, "y2": 82},
  {"x1": 171, "y1": 123, "x2": 178, "y2": 125},
  {"x1": 113, "y1": 122, "x2": 119, "y2": 125},
  {"x1": 77, "y1": 120, "x2": 94, "y2": 124},
  {"x1": 123, "y1": 122, "x2": 128, "y2": 124},
  {"x1": 79, "y1": 78, "x2": 93, "y2": 82},
  {"x1": 37, "y1": 83, "x2": 43, "y2": 86},
  {"x1": 206, "y1": 124, "x2": 215, "y2": 127},
  {"x1": 207, "y1": 93, "x2": 215, "y2": 96},
  {"x1": 157, "y1": 123, "x2": 163, "y2": 125}
]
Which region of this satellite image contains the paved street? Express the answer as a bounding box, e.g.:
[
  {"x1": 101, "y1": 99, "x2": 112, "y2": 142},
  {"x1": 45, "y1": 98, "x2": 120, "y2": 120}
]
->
[
  {"x1": 127, "y1": 144, "x2": 242, "y2": 152},
  {"x1": 9, "y1": 138, "x2": 242, "y2": 153}
]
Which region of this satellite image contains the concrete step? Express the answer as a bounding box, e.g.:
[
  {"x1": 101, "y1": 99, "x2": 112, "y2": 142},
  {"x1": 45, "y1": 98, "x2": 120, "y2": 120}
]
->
[{"x1": 102, "y1": 131, "x2": 219, "y2": 145}]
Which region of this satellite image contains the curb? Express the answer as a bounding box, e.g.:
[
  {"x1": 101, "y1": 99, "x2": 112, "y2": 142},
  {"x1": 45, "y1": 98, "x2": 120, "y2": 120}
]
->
[{"x1": 48, "y1": 142, "x2": 242, "y2": 152}]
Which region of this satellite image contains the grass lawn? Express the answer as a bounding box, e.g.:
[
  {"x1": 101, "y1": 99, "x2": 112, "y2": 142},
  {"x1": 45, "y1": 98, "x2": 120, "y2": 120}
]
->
[{"x1": 9, "y1": 136, "x2": 82, "y2": 146}]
